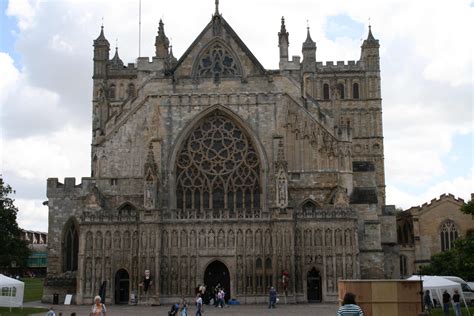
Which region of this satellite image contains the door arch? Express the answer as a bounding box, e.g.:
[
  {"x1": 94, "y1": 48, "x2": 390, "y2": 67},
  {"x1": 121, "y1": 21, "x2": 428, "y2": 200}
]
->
[
  {"x1": 204, "y1": 260, "x2": 231, "y2": 302},
  {"x1": 307, "y1": 267, "x2": 322, "y2": 302},
  {"x1": 115, "y1": 269, "x2": 130, "y2": 304}
]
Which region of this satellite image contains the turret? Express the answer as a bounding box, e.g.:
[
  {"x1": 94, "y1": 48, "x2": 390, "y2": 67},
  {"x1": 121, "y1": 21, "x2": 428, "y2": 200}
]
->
[
  {"x1": 360, "y1": 25, "x2": 380, "y2": 71},
  {"x1": 302, "y1": 27, "x2": 316, "y2": 73},
  {"x1": 278, "y1": 17, "x2": 289, "y2": 63},
  {"x1": 109, "y1": 46, "x2": 124, "y2": 70},
  {"x1": 93, "y1": 26, "x2": 110, "y2": 79},
  {"x1": 155, "y1": 19, "x2": 170, "y2": 59}
]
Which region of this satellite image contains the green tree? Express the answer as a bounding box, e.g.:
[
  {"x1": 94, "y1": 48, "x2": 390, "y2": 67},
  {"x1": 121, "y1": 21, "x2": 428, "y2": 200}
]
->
[
  {"x1": 0, "y1": 177, "x2": 30, "y2": 268},
  {"x1": 460, "y1": 199, "x2": 474, "y2": 215}
]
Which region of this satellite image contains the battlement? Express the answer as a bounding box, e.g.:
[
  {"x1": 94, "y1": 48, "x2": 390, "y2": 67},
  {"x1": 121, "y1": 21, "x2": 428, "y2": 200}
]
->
[
  {"x1": 409, "y1": 193, "x2": 466, "y2": 212},
  {"x1": 316, "y1": 60, "x2": 361, "y2": 72},
  {"x1": 47, "y1": 177, "x2": 95, "y2": 197}
]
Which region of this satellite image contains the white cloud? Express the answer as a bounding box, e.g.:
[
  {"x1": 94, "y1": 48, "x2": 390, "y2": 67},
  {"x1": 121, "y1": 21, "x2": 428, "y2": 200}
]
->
[
  {"x1": 6, "y1": 0, "x2": 37, "y2": 30},
  {"x1": 15, "y1": 198, "x2": 48, "y2": 232},
  {"x1": 387, "y1": 168, "x2": 474, "y2": 209}
]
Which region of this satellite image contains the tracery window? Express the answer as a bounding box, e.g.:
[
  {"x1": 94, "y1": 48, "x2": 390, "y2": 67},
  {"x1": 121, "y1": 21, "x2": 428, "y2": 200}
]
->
[
  {"x1": 63, "y1": 220, "x2": 78, "y2": 272},
  {"x1": 302, "y1": 200, "x2": 318, "y2": 216},
  {"x1": 440, "y1": 221, "x2": 459, "y2": 251},
  {"x1": 176, "y1": 113, "x2": 260, "y2": 211},
  {"x1": 195, "y1": 42, "x2": 241, "y2": 83}
]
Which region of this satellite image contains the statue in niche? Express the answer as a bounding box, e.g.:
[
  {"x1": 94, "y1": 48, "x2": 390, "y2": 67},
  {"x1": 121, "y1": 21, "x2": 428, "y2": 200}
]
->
[
  {"x1": 105, "y1": 232, "x2": 111, "y2": 249},
  {"x1": 276, "y1": 171, "x2": 288, "y2": 208},
  {"x1": 180, "y1": 259, "x2": 187, "y2": 294},
  {"x1": 227, "y1": 230, "x2": 235, "y2": 248},
  {"x1": 325, "y1": 229, "x2": 332, "y2": 247},
  {"x1": 208, "y1": 230, "x2": 215, "y2": 248},
  {"x1": 149, "y1": 231, "x2": 155, "y2": 249},
  {"x1": 105, "y1": 258, "x2": 111, "y2": 292},
  {"x1": 95, "y1": 258, "x2": 102, "y2": 290},
  {"x1": 85, "y1": 258, "x2": 92, "y2": 293},
  {"x1": 133, "y1": 232, "x2": 139, "y2": 250},
  {"x1": 124, "y1": 231, "x2": 131, "y2": 249},
  {"x1": 144, "y1": 177, "x2": 155, "y2": 209},
  {"x1": 237, "y1": 256, "x2": 243, "y2": 292},
  {"x1": 86, "y1": 232, "x2": 93, "y2": 251},
  {"x1": 315, "y1": 230, "x2": 322, "y2": 246},
  {"x1": 161, "y1": 258, "x2": 168, "y2": 293},
  {"x1": 346, "y1": 255, "x2": 353, "y2": 277},
  {"x1": 171, "y1": 257, "x2": 178, "y2": 294},
  {"x1": 345, "y1": 229, "x2": 352, "y2": 247},
  {"x1": 141, "y1": 231, "x2": 147, "y2": 248},
  {"x1": 336, "y1": 255, "x2": 343, "y2": 279}
]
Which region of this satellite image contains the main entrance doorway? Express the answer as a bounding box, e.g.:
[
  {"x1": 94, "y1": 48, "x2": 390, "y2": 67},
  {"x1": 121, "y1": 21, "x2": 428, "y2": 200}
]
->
[
  {"x1": 204, "y1": 260, "x2": 231, "y2": 303},
  {"x1": 307, "y1": 267, "x2": 322, "y2": 302},
  {"x1": 115, "y1": 269, "x2": 130, "y2": 304}
]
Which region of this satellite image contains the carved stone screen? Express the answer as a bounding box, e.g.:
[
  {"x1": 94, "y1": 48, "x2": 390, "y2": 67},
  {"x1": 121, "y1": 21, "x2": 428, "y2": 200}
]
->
[{"x1": 176, "y1": 113, "x2": 260, "y2": 211}]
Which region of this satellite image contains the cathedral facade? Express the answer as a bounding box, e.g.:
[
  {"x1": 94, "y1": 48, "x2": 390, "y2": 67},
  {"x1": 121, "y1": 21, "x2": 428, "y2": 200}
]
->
[{"x1": 43, "y1": 6, "x2": 398, "y2": 305}]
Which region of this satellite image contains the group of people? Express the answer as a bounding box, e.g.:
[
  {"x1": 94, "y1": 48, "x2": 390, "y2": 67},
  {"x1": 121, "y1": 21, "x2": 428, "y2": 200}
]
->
[{"x1": 424, "y1": 289, "x2": 462, "y2": 316}]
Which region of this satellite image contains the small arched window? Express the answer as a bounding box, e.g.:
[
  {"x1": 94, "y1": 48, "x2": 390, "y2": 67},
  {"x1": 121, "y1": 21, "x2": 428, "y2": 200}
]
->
[
  {"x1": 353, "y1": 83, "x2": 360, "y2": 99},
  {"x1": 337, "y1": 83, "x2": 345, "y2": 99},
  {"x1": 440, "y1": 221, "x2": 459, "y2": 251},
  {"x1": 63, "y1": 220, "x2": 79, "y2": 272},
  {"x1": 302, "y1": 200, "x2": 318, "y2": 216},
  {"x1": 128, "y1": 83, "x2": 136, "y2": 98},
  {"x1": 323, "y1": 83, "x2": 330, "y2": 100},
  {"x1": 399, "y1": 255, "x2": 407, "y2": 277},
  {"x1": 109, "y1": 84, "x2": 116, "y2": 99}
]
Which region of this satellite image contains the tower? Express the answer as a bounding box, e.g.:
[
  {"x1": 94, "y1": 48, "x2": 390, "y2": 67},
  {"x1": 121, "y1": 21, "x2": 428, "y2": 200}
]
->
[
  {"x1": 155, "y1": 19, "x2": 170, "y2": 59},
  {"x1": 278, "y1": 17, "x2": 289, "y2": 63},
  {"x1": 301, "y1": 27, "x2": 316, "y2": 74},
  {"x1": 93, "y1": 26, "x2": 110, "y2": 79}
]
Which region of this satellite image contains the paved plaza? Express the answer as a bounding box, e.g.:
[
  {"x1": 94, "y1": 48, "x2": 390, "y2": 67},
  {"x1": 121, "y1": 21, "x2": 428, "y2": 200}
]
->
[{"x1": 27, "y1": 301, "x2": 339, "y2": 316}]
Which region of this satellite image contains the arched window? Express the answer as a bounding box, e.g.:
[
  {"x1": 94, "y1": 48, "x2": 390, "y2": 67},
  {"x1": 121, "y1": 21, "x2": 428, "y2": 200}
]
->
[
  {"x1": 323, "y1": 83, "x2": 330, "y2": 100},
  {"x1": 352, "y1": 83, "x2": 359, "y2": 99},
  {"x1": 337, "y1": 83, "x2": 345, "y2": 99},
  {"x1": 440, "y1": 221, "x2": 459, "y2": 251},
  {"x1": 109, "y1": 84, "x2": 116, "y2": 99},
  {"x1": 118, "y1": 202, "x2": 137, "y2": 216},
  {"x1": 399, "y1": 255, "x2": 407, "y2": 277},
  {"x1": 128, "y1": 83, "x2": 136, "y2": 98},
  {"x1": 63, "y1": 220, "x2": 79, "y2": 272},
  {"x1": 175, "y1": 113, "x2": 261, "y2": 211},
  {"x1": 302, "y1": 200, "x2": 318, "y2": 216}
]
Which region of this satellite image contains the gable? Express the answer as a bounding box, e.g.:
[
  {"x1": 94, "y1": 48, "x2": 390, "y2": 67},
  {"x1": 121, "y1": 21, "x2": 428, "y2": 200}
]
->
[{"x1": 172, "y1": 14, "x2": 266, "y2": 81}]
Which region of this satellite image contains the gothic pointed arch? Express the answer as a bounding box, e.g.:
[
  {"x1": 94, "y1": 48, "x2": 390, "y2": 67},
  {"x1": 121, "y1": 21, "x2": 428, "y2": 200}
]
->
[
  {"x1": 169, "y1": 105, "x2": 268, "y2": 211},
  {"x1": 62, "y1": 217, "x2": 79, "y2": 272},
  {"x1": 191, "y1": 39, "x2": 244, "y2": 83}
]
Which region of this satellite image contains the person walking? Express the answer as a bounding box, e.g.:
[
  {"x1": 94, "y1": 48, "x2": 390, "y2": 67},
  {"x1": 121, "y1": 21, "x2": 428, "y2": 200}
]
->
[
  {"x1": 442, "y1": 290, "x2": 451, "y2": 316},
  {"x1": 337, "y1": 292, "x2": 364, "y2": 316},
  {"x1": 195, "y1": 293, "x2": 204, "y2": 316},
  {"x1": 268, "y1": 286, "x2": 277, "y2": 308},
  {"x1": 453, "y1": 289, "x2": 462, "y2": 316},
  {"x1": 90, "y1": 295, "x2": 107, "y2": 316},
  {"x1": 423, "y1": 290, "x2": 434, "y2": 315}
]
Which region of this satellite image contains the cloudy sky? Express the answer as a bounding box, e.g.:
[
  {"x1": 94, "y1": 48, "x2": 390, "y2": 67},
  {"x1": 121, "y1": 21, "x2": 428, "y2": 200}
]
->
[{"x1": 0, "y1": 0, "x2": 472, "y2": 232}]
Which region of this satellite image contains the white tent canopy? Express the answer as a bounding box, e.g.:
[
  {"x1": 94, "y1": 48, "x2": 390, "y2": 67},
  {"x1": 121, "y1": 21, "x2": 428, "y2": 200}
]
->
[
  {"x1": 407, "y1": 275, "x2": 470, "y2": 315},
  {"x1": 0, "y1": 274, "x2": 24, "y2": 308}
]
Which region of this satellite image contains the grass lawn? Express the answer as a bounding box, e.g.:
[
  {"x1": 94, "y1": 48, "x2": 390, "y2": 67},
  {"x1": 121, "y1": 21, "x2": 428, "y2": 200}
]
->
[
  {"x1": 22, "y1": 278, "x2": 44, "y2": 302},
  {"x1": 430, "y1": 306, "x2": 474, "y2": 315},
  {"x1": 0, "y1": 307, "x2": 48, "y2": 315}
]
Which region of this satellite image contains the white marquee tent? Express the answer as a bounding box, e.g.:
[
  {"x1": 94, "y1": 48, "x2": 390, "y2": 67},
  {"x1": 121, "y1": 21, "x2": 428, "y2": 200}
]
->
[
  {"x1": 407, "y1": 275, "x2": 470, "y2": 315},
  {"x1": 0, "y1": 274, "x2": 24, "y2": 309}
]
